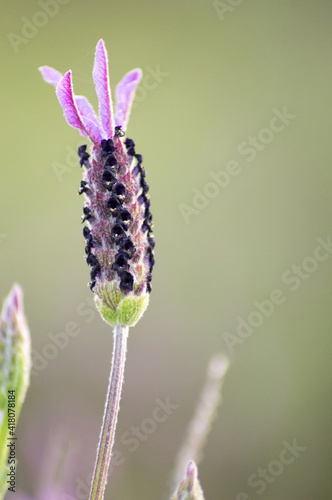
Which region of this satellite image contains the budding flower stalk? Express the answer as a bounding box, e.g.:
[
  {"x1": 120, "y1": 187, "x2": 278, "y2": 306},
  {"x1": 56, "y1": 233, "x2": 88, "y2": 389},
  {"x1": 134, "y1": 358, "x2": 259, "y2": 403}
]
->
[
  {"x1": 0, "y1": 284, "x2": 31, "y2": 420},
  {"x1": 40, "y1": 39, "x2": 155, "y2": 328},
  {"x1": 79, "y1": 133, "x2": 154, "y2": 327},
  {"x1": 0, "y1": 284, "x2": 31, "y2": 498}
]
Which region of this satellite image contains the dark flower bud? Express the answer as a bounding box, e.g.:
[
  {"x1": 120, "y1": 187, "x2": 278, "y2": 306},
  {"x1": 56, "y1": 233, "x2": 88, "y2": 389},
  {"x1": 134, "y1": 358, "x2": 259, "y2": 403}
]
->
[
  {"x1": 87, "y1": 253, "x2": 99, "y2": 267},
  {"x1": 113, "y1": 182, "x2": 126, "y2": 199},
  {"x1": 141, "y1": 181, "x2": 149, "y2": 194},
  {"x1": 101, "y1": 139, "x2": 115, "y2": 154},
  {"x1": 79, "y1": 151, "x2": 90, "y2": 166},
  {"x1": 140, "y1": 167, "x2": 146, "y2": 179},
  {"x1": 125, "y1": 138, "x2": 135, "y2": 149},
  {"x1": 127, "y1": 146, "x2": 136, "y2": 156},
  {"x1": 119, "y1": 237, "x2": 136, "y2": 259},
  {"x1": 119, "y1": 271, "x2": 134, "y2": 292},
  {"x1": 102, "y1": 167, "x2": 117, "y2": 186},
  {"x1": 78, "y1": 145, "x2": 87, "y2": 156},
  {"x1": 145, "y1": 212, "x2": 153, "y2": 225},
  {"x1": 83, "y1": 226, "x2": 91, "y2": 239},
  {"x1": 111, "y1": 224, "x2": 125, "y2": 243},
  {"x1": 81, "y1": 206, "x2": 91, "y2": 223},
  {"x1": 78, "y1": 180, "x2": 88, "y2": 195},
  {"x1": 107, "y1": 195, "x2": 121, "y2": 213},
  {"x1": 104, "y1": 153, "x2": 117, "y2": 167},
  {"x1": 112, "y1": 253, "x2": 129, "y2": 272},
  {"x1": 90, "y1": 264, "x2": 101, "y2": 281},
  {"x1": 119, "y1": 209, "x2": 132, "y2": 227}
]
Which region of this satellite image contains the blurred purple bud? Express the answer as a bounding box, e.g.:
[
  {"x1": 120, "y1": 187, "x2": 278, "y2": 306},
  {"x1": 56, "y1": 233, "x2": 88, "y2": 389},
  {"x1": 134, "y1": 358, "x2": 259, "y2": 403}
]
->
[{"x1": 172, "y1": 461, "x2": 205, "y2": 500}]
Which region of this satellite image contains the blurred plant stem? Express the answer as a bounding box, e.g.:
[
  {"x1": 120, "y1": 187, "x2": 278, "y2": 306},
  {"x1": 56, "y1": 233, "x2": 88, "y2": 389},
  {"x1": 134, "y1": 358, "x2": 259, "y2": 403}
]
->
[
  {"x1": 171, "y1": 354, "x2": 230, "y2": 494},
  {"x1": 89, "y1": 324, "x2": 128, "y2": 500}
]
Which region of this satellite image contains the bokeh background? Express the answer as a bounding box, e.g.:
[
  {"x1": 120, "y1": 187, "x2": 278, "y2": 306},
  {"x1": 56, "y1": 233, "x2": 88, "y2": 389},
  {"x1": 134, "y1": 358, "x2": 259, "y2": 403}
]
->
[{"x1": 1, "y1": 1, "x2": 332, "y2": 499}]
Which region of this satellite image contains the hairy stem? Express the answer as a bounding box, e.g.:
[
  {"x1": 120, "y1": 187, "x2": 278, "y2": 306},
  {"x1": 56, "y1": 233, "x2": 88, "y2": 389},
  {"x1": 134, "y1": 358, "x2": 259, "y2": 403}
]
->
[{"x1": 89, "y1": 324, "x2": 129, "y2": 500}]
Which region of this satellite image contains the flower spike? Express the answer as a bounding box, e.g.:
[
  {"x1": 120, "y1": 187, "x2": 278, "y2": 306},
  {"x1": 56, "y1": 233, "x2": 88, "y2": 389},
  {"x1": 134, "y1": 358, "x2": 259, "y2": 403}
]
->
[{"x1": 40, "y1": 41, "x2": 154, "y2": 328}]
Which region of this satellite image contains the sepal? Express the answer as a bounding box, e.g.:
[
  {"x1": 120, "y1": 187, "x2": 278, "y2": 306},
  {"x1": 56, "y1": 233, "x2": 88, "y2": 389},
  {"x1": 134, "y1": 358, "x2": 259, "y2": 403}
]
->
[{"x1": 94, "y1": 281, "x2": 149, "y2": 327}]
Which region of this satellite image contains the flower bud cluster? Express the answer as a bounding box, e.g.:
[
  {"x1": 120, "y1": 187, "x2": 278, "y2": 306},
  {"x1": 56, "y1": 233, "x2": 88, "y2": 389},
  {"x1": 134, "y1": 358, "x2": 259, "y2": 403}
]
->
[{"x1": 77, "y1": 132, "x2": 155, "y2": 325}]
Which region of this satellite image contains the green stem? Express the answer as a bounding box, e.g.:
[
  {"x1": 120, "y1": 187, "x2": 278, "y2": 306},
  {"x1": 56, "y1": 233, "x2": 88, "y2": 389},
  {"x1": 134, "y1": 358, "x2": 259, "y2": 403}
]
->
[{"x1": 89, "y1": 324, "x2": 129, "y2": 500}]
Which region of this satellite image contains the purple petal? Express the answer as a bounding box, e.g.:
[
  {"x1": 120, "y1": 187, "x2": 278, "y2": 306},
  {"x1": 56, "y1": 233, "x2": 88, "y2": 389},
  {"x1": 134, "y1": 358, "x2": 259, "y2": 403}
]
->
[
  {"x1": 115, "y1": 69, "x2": 142, "y2": 131},
  {"x1": 93, "y1": 39, "x2": 115, "y2": 139},
  {"x1": 56, "y1": 71, "x2": 101, "y2": 144},
  {"x1": 39, "y1": 66, "x2": 63, "y2": 86}
]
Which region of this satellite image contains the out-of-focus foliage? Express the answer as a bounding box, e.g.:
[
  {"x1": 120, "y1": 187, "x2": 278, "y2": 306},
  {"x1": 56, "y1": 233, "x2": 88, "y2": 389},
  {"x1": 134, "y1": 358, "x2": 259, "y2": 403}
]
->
[{"x1": 0, "y1": 285, "x2": 31, "y2": 499}]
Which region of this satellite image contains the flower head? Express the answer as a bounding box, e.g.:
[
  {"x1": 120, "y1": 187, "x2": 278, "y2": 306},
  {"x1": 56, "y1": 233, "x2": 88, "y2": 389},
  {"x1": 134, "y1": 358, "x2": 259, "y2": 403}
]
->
[{"x1": 40, "y1": 40, "x2": 155, "y2": 327}]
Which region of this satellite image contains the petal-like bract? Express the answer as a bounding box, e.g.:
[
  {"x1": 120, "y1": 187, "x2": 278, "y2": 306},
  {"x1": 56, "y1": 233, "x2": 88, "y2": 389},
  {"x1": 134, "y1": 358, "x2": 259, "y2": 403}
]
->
[
  {"x1": 39, "y1": 66, "x2": 63, "y2": 86},
  {"x1": 93, "y1": 39, "x2": 115, "y2": 138},
  {"x1": 115, "y1": 69, "x2": 142, "y2": 131},
  {"x1": 56, "y1": 71, "x2": 102, "y2": 144},
  {"x1": 75, "y1": 96, "x2": 105, "y2": 142}
]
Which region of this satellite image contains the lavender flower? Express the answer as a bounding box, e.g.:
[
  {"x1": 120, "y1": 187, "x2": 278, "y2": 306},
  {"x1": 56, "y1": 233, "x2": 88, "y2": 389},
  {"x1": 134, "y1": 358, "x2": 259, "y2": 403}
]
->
[{"x1": 40, "y1": 40, "x2": 155, "y2": 327}]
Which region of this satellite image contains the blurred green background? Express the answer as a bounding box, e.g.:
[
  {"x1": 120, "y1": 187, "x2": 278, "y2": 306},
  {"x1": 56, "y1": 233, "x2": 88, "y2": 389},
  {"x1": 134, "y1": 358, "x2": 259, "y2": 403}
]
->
[{"x1": 1, "y1": 0, "x2": 332, "y2": 499}]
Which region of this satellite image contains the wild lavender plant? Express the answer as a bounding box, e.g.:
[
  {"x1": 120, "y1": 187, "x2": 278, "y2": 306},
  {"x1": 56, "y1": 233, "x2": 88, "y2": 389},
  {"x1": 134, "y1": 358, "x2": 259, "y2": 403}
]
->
[
  {"x1": 40, "y1": 40, "x2": 154, "y2": 500},
  {"x1": 39, "y1": 40, "x2": 230, "y2": 500}
]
